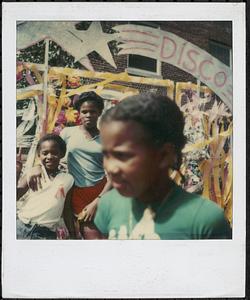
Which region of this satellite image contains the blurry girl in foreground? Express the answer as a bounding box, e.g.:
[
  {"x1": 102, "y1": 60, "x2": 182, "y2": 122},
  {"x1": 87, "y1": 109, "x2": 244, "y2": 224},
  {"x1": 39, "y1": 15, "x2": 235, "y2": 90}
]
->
[{"x1": 94, "y1": 93, "x2": 232, "y2": 239}]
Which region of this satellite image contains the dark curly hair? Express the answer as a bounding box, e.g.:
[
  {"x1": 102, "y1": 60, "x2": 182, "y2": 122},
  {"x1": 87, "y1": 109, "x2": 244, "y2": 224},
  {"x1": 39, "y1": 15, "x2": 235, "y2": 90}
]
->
[
  {"x1": 37, "y1": 134, "x2": 67, "y2": 157},
  {"x1": 101, "y1": 93, "x2": 186, "y2": 170},
  {"x1": 74, "y1": 91, "x2": 104, "y2": 112}
]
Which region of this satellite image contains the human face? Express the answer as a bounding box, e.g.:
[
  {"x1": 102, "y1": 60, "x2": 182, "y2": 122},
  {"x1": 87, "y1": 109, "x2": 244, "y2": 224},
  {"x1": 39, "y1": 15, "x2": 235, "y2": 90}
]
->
[
  {"x1": 79, "y1": 101, "x2": 101, "y2": 130},
  {"x1": 38, "y1": 140, "x2": 62, "y2": 173},
  {"x1": 100, "y1": 120, "x2": 170, "y2": 203}
]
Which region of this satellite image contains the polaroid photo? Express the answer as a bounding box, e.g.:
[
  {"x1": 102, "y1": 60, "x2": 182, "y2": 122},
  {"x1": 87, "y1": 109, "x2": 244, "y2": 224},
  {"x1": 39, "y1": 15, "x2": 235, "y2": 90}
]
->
[{"x1": 2, "y1": 2, "x2": 246, "y2": 298}]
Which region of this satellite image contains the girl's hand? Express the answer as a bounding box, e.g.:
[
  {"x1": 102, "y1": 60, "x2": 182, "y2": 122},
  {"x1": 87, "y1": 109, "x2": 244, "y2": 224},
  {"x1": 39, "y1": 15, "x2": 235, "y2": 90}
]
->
[
  {"x1": 78, "y1": 199, "x2": 98, "y2": 222},
  {"x1": 27, "y1": 165, "x2": 43, "y2": 191}
]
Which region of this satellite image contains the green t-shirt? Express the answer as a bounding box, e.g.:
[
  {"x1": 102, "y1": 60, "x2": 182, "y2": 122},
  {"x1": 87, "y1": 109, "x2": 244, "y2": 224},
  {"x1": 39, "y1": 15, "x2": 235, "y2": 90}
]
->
[{"x1": 94, "y1": 185, "x2": 232, "y2": 240}]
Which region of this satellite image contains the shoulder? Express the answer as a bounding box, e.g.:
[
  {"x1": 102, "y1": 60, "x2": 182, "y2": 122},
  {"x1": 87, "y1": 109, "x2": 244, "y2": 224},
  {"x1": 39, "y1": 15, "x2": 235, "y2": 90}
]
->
[
  {"x1": 174, "y1": 185, "x2": 212, "y2": 208},
  {"x1": 98, "y1": 189, "x2": 130, "y2": 213},
  {"x1": 60, "y1": 126, "x2": 80, "y2": 139},
  {"x1": 177, "y1": 186, "x2": 226, "y2": 219},
  {"x1": 95, "y1": 189, "x2": 127, "y2": 235},
  {"x1": 56, "y1": 172, "x2": 74, "y2": 186},
  {"x1": 172, "y1": 185, "x2": 204, "y2": 209},
  {"x1": 196, "y1": 197, "x2": 227, "y2": 223},
  {"x1": 99, "y1": 188, "x2": 123, "y2": 205},
  {"x1": 188, "y1": 190, "x2": 225, "y2": 216},
  {"x1": 191, "y1": 194, "x2": 232, "y2": 239},
  {"x1": 172, "y1": 186, "x2": 231, "y2": 238}
]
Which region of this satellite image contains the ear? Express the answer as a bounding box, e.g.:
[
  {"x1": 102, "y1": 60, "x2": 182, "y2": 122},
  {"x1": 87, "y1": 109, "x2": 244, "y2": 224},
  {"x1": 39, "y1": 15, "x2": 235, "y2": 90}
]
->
[{"x1": 158, "y1": 143, "x2": 176, "y2": 169}]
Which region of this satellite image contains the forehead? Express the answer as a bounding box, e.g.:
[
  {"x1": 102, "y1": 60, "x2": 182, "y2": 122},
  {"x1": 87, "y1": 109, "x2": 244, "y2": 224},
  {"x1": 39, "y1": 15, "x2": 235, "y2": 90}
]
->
[
  {"x1": 39, "y1": 140, "x2": 59, "y2": 150},
  {"x1": 101, "y1": 120, "x2": 151, "y2": 146},
  {"x1": 79, "y1": 101, "x2": 99, "y2": 110}
]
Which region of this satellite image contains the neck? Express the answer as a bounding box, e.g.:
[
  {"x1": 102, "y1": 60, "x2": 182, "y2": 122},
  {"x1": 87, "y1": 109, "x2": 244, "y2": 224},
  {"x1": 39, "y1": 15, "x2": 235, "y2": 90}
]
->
[
  {"x1": 139, "y1": 178, "x2": 174, "y2": 204},
  {"x1": 46, "y1": 168, "x2": 59, "y2": 178},
  {"x1": 80, "y1": 125, "x2": 99, "y2": 138}
]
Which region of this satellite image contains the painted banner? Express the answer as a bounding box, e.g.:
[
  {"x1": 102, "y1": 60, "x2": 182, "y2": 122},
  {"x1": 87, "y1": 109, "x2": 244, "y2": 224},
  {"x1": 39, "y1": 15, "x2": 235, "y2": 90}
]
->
[{"x1": 114, "y1": 24, "x2": 232, "y2": 110}]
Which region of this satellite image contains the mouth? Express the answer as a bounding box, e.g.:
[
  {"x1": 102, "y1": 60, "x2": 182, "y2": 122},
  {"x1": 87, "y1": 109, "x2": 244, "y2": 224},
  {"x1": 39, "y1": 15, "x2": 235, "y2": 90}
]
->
[
  {"x1": 84, "y1": 119, "x2": 92, "y2": 123},
  {"x1": 112, "y1": 180, "x2": 134, "y2": 197},
  {"x1": 111, "y1": 179, "x2": 127, "y2": 190},
  {"x1": 45, "y1": 161, "x2": 55, "y2": 167},
  {"x1": 84, "y1": 120, "x2": 94, "y2": 127}
]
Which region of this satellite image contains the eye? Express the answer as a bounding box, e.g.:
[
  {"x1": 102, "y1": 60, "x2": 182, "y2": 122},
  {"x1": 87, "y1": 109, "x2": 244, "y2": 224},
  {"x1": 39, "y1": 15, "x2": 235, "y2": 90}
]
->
[
  {"x1": 114, "y1": 151, "x2": 133, "y2": 161},
  {"x1": 81, "y1": 109, "x2": 97, "y2": 114},
  {"x1": 51, "y1": 151, "x2": 60, "y2": 156},
  {"x1": 102, "y1": 150, "x2": 132, "y2": 161}
]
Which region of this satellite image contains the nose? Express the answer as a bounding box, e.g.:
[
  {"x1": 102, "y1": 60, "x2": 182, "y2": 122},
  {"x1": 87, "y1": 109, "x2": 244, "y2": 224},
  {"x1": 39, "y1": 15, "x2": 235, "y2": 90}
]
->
[
  {"x1": 104, "y1": 158, "x2": 120, "y2": 177},
  {"x1": 46, "y1": 153, "x2": 52, "y2": 159},
  {"x1": 85, "y1": 111, "x2": 92, "y2": 117}
]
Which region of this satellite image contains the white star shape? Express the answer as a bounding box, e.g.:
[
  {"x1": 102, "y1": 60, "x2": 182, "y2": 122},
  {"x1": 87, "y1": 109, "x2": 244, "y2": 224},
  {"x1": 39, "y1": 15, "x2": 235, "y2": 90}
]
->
[
  {"x1": 17, "y1": 21, "x2": 117, "y2": 69},
  {"x1": 67, "y1": 21, "x2": 118, "y2": 68}
]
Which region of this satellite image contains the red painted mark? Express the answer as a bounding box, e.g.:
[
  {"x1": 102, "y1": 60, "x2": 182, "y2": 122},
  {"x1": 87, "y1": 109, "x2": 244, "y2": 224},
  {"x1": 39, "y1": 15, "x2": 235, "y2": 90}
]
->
[
  {"x1": 122, "y1": 39, "x2": 158, "y2": 48},
  {"x1": 214, "y1": 71, "x2": 227, "y2": 88},
  {"x1": 199, "y1": 60, "x2": 213, "y2": 81},
  {"x1": 122, "y1": 47, "x2": 155, "y2": 53},
  {"x1": 160, "y1": 36, "x2": 177, "y2": 59},
  {"x1": 121, "y1": 30, "x2": 160, "y2": 39},
  {"x1": 55, "y1": 186, "x2": 65, "y2": 199},
  {"x1": 177, "y1": 42, "x2": 187, "y2": 66},
  {"x1": 182, "y1": 49, "x2": 199, "y2": 73}
]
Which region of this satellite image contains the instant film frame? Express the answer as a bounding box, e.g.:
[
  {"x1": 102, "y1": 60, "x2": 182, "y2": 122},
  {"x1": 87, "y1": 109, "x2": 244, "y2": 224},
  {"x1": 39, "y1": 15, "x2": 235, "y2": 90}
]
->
[{"x1": 2, "y1": 2, "x2": 246, "y2": 298}]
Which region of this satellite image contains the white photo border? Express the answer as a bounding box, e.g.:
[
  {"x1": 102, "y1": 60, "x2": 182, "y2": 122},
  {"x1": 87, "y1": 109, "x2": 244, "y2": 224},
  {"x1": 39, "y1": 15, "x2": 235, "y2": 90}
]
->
[{"x1": 2, "y1": 2, "x2": 246, "y2": 298}]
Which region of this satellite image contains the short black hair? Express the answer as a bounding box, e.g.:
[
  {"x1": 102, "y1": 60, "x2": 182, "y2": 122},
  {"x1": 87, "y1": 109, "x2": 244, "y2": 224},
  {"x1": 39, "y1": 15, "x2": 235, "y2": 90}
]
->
[
  {"x1": 74, "y1": 91, "x2": 104, "y2": 112},
  {"x1": 37, "y1": 134, "x2": 67, "y2": 157},
  {"x1": 101, "y1": 93, "x2": 186, "y2": 170}
]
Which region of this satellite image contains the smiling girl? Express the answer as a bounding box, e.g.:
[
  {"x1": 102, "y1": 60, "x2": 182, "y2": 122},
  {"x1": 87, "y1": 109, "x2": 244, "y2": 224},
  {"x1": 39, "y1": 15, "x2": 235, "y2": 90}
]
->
[{"x1": 17, "y1": 134, "x2": 74, "y2": 240}]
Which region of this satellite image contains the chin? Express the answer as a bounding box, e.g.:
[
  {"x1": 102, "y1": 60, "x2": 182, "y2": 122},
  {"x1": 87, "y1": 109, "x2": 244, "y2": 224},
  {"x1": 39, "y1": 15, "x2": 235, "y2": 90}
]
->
[
  {"x1": 45, "y1": 165, "x2": 56, "y2": 171},
  {"x1": 85, "y1": 122, "x2": 94, "y2": 128},
  {"x1": 112, "y1": 181, "x2": 138, "y2": 198},
  {"x1": 116, "y1": 188, "x2": 135, "y2": 198}
]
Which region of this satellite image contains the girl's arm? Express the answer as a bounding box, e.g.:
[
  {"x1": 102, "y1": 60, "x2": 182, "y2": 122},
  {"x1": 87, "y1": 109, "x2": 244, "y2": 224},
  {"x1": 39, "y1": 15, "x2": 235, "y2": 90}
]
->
[
  {"x1": 26, "y1": 165, "x2": 43, "y2": 191},
  {"x1": 79, "y1": 177, "x2": 113, "y2": 222},
  {"x1": 17, "y1": 164, "x2": 45, "y2": 200},
  {"x1": 63, "y1": 188, "x2": 78, "y2": 239},
  {"x1": 17, "y1": 174, "x2": 29, "y2": 201},
  {"x1": 98, "y1": 176, "x2": 113, "y2": 198}
]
